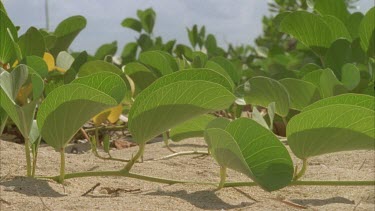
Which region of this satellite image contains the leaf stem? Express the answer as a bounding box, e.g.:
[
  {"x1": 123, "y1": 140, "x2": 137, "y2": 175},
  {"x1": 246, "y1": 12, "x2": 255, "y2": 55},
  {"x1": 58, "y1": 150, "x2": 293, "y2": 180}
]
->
[
  {"x1": 59, "y1": 148, "x2": 65, "y2": 183},
  {"x1": 122, "y1": 143, "x2": 145, "y2": 172},
  {"x1": 84, "y1": 125, "x2": 127, "y2": 133},
  {"x1": 24, "y1": 137, "x2": 32, "y2": 177},
  {"x1": 218, "y1": 166, "x2": 227, "y2": 189},
  {"x1": 294, "y1": 159, "x2": 307, "y2": 181}
]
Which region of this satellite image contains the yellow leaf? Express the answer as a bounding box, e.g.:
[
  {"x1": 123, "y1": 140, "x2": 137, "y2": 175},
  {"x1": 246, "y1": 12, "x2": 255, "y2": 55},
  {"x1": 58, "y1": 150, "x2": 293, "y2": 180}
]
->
[
  {"x1": 12, "y1": 60, "x2": 19, "y2": 68},
  {"x1": 107, "y1": 104, "x2": 123, "y2": 123},
  {"x1": 92, "y1": 110, "x2": 111, "y2": 127},
  {"x1": 43, "y1": 52, "x2": 55, "y2": 71},
  {"x1": 55, "y1": 66, "x2": 67, "y2": 73},
  {"x1": 16, "y1": 84, "x2": 33, "y2": 106}
]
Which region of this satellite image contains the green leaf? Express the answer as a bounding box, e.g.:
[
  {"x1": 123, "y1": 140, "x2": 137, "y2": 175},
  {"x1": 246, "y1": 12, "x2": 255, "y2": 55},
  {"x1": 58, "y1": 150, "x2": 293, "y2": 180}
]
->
[
  {"x1": 0, "y1": 10, "x2": 18, "y2": 64},
  {"x1": 205, "y1": 61, "x2": 235, "y2": 89},
  {"x1": 37, "y1": 72, "x2": 126, "y2": 150},
  {"x1": 204, "y1": 118, "x2": 294, "y2": 191},
  {"x1": 244, "y1": 76, "x2": 290, "y2": 117},
  {"x1": 359, "y1": 7, "x2": 375, "y2": 56},
  {"x1": 169, "y1": 114, "x2": 216, "y2": 142},
  {"x1": 128, "y1": 69, "x2": 235, "y2": 144},
  {"x1": 0, "y1": 65, "x2": 43, "y2": 137},
  {"x1": 0, "y1": 106, "x2": 7, "y2": 134},
  {"x1": 314, "y1": 0, "x2": 349, "y2": 23},
  {"x1": 78, "y1": 60, "x2": 123, "y2": 77},
  {"x1": 322, "y1": 16, "x2": 352, "y2": 42},
  {"x1": 95, "y1": 41, "x2": 117, "y2": 60},
  {"x1": 50, "y1": 16, "x2": 87, "y2": 57},
  {"x1": 124, "y1": 62, "x2": 157, "y2": 95},
  {"x1": 24, "y1": 56, "x2": 48, "y2": 78},
  {"x1": 303, "y1": 93, "x2": 375, "y2": 112},
  {"x1": 205, "y1": 34, "x2": 217, "y2": 54},
  {"x1": 121, "y1": 42, "x2": 138, "y2": 64},
  {"x1": 251, "y1": 107, "x2": 269, "y2": 129},
  {"x1": 210, "y1": 57, "x2": 240, "y2": 84},
  {"x1": 287, "y1": 95, "x2": 375, "y2": 159},
  {"x1": 302, "y1": 69, "x2": 347, "y2": 98},
  {"x1": 279, "y1": 78, "x2": 321, "y2": 111},
  {"x1": 139, "y1": 51, "x2": 174, "y2": 76},
  {"x1": 187, "y1": 25, "x2": 198, "y2": 48},
  {"x1": 137, "y1": 8, "x2": 156, "y2": 34},
  {"x1": 346, "y1": 12, "x2": 364, "y2": 39},
  {"x1": 280, "y1": 11, "x2": 333, "y2": 55},
  {"x1": 17, "y1": 27, "x2": 45, "y2": 58},
  {"x1": 121, "y1": 18, "x2": 142, "y2": 32},
  {"x1": 324, "y1": 39, "x2": 352, "y2": 79},
  {"x1": 341, "y1": 64, "x2": 360, "y2": 90}
]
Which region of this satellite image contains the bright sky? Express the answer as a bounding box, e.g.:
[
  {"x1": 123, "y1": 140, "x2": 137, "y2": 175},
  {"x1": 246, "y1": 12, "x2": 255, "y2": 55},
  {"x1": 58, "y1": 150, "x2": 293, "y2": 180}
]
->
[{"x1": 2, "y1": 0, "x2": 373, "y2": 54}]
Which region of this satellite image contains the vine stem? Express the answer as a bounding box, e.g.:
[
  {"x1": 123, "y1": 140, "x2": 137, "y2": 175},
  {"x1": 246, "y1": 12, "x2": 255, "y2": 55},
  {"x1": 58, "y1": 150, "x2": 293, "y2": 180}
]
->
[
  {"x1": 84, "y1": 125, "x2": 127, "y2": 133},
  {"x1": 59, "y1": 148, "x2": 65, "y2": 183},
  {"x1": 40, "y1": 170, "x2": 375, "y2": 187},
  {"x1": 24, "y1": 137, "x2": 32, "y2": 177},
  {"x1": 153, "y1": 150, "x2": 209, "y2": 161}
]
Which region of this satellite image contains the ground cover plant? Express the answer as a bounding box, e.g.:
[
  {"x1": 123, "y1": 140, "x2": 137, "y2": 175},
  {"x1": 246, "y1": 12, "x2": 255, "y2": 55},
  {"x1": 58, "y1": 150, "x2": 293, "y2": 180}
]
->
[{"x1": 0, "y1": 0, "x2": 374, "y2": 201}]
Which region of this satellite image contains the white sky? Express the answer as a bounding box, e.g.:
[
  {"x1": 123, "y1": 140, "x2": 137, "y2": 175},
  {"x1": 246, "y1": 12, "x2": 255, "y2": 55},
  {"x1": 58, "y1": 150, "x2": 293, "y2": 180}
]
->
[{"x1": 2, "y1": 0, "x2": 373, "y2": 54}]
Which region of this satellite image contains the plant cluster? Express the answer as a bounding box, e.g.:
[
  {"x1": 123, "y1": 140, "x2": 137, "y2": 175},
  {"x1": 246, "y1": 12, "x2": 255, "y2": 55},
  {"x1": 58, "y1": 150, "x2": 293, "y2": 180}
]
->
[{"x1": 0, "y1": 0, "x2": 374, "y2": 191}]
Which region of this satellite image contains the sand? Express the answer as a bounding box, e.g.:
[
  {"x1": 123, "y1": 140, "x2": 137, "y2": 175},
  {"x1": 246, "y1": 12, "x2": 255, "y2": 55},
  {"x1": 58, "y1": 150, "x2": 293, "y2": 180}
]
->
[{"x1": 0, "y1": 136, "x2": 374, "y2": 211}]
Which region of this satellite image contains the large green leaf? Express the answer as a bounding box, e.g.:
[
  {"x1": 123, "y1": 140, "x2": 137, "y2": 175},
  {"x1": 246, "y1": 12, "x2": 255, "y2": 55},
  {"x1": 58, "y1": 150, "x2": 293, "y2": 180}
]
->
[
  {"x1": 279, "y1": 78, "x2": 320, "y2": 111},
  {"x1": 0, "y1": 10, "x2": 18, "y2": 64},
  {"x1": 121, "y1": 18, "x2": 142, "y2": 32},
  {"x1": 314, "y1": 0, "x2": 349, "y2": 23},
  {"x1": 280, "y1": 11, "x2": 333, "y2": 55},
  {"x1": 139, "y1": 51, "x2": 175, "y2": 77},
  {"x1": 244, "y1": 76, "x2": 290, "y2": 117},
  {"x1": 287, "y1": 95, "x2": 375, "y2": 159},
  {"x1": 322, "y1": 16, "x2": 352, "y2": 42},
  {"x1": 50, "y1": 16, "x2": 87, "y2": 57},
  {"x1": 37, "y1": 72, "x2": 126, "y2": 150},
  {"x1": 124, "y1": 62, "x2": 157, "y2": 95},
  {"x1": 204, "y1": 118, "x2": 293, "y2": 191},
  {"x1": 169, "y1": 114, "x2": 216, "y2": 142},
  {"x1": 128, "y1": 69, "x2": 235, "y2": 144},
  {"x1": 359, "y1": 7, "x2": 375, "y2": 56},
  {"x1": 0, "y1": 65, "x2": 43, "y2": 137},
  {"x1": 17, "y1": 27, "x2": 45, "y2": 58},
  {"x1": 94, "y1": 41, "x2": 117, "y2": 60},
  {"x1": 303, "y1": 93, "x2": 375, "y2": 112},
  {"x1": 78, "y1": 60, "x2": 123, "y2": 77}
]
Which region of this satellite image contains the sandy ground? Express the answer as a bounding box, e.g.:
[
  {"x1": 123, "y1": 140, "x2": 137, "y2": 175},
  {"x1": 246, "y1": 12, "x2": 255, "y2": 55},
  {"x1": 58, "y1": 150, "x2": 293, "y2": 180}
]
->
[{"x1": 0, "y1": 136, "x2": 374, "y2": 211}]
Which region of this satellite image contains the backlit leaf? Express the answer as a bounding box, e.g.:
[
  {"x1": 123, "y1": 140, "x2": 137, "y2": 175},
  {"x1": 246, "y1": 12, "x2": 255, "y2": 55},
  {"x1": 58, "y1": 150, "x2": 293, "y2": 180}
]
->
[
  {"x1": 205, "y1": 118, "x2": 294, "y2": 191},
  {"x1": 287, "y1": 94, "x2": 375, "y2": 159},
  {"x1": 37, "y1": 72, "x2": 126, "y2": 150},
  {"x1": 244, "y1": 76, "x2": 290, "y2": 117},
  {"x1": 128, "y1": 69, "x2": 235, "y2": 144}
]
